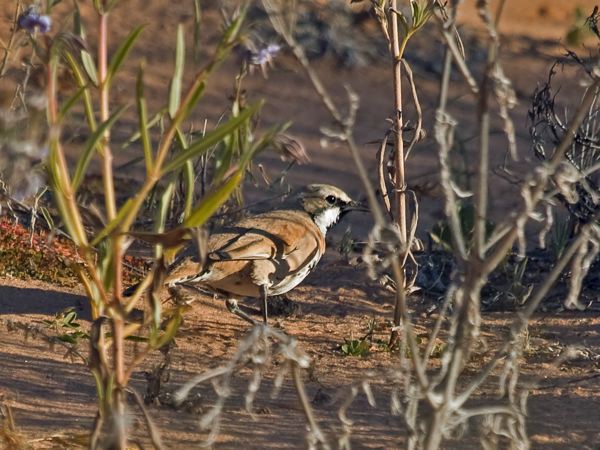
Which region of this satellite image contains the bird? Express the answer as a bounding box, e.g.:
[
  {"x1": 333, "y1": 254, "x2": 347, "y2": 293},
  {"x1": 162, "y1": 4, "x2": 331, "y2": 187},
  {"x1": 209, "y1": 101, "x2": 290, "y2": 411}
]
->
[{"x1": 160, "y1": 184, "x2": 365, "y2": 324}]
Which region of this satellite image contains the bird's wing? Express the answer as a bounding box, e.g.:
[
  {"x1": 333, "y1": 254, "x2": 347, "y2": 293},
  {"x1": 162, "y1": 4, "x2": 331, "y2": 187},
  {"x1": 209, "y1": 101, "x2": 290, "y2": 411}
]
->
[
  {"x1": 208, "y1": 226, "x2": 287, "y2": 262},
  {"x1": 208, "y1": 210, "x2": 324, "y2": 267},
  {"x1": 164, "y1": 210, "x2": 324, "y2": 286},
  {"x1": 162, "y1": 220, "x2": 279, "y2": 285}
]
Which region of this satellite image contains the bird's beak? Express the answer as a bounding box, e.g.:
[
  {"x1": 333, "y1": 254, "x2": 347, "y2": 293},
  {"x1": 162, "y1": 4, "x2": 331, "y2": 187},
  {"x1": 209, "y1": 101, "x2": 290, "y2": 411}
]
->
[{"x1": 342, "y1": 200, "x2": 370, "y2": 213}]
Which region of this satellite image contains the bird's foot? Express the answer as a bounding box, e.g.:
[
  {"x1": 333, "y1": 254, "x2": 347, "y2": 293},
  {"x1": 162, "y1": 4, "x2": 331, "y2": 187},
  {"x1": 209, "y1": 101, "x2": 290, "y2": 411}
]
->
[{"x1": 225, "y1": 299, "x2": 259, "y2": 325}]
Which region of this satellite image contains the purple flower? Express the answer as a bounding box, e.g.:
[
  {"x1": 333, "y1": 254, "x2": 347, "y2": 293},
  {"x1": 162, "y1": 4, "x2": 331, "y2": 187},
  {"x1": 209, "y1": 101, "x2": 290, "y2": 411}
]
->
[
  {"x1": 18, "y1": 6, "x2": 52, "y2": 34},
  {"x1": 249, "y1": 44, "x2": 281, "y2": 66}
]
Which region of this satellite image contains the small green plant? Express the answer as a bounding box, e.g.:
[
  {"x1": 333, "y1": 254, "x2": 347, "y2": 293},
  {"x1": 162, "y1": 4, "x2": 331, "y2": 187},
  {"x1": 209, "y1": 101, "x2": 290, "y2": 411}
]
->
[
  {"x1": 1, "y1": 1, "x2": 285, "y2": 447},
  {"x1": 43, "y1": 307, "x2": 89, "y2": 344},
  {"x1": 566, "y1": 6, "x2": 597, "y2": 46},
  {"x1": 337, "y1": 226, "x2": 356, "y2": 260},
  {"x1": 550, "y1": 213, "x2": 572, "y2": 260},
  {"x1": 427, "y1": 341, "x2": 446, "y2": 359},
  {"x1": 374, "y1": 337, "x2": 398, "y2": 353},
  {"x1": 485, "y1": 256, "x2": 533, "y2": 309},
  {"x1": 429, "y1": 202, "x2": 495, "y2": 252},
  {"x1": 339, "y1": 318, "x2": 393, "y2": 356},
  {"x1": 340, "y1": 338, "x2": 371, "y2": 357}
]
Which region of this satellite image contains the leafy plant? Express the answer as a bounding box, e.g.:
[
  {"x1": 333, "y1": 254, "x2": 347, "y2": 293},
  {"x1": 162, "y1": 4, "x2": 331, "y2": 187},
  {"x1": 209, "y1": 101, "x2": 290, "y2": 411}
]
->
[
  {"x1": 340, "y1": 318, "x2": 393, "y2": 356},
  {"x1": 486, "y1": 257, "x2": 533, "y2": 309},
  {"x1": 43, "y1": 307, "x2": 89, "y2": 344},
  {"x1": 429, "y1": 202, "x2": 495, "y2": 252},
  {"x1": 566, "y1": 6, "x2": 597, "y2": 46},
  {"x1": 340, "y1": 338, "x2": 370, "y2": 357},
  {"x1": 1, "y1": 1, "x2": 286, "y2": 447},
  {"x1": 550, "y1": 213, "x2": 573, "y2": 260}
]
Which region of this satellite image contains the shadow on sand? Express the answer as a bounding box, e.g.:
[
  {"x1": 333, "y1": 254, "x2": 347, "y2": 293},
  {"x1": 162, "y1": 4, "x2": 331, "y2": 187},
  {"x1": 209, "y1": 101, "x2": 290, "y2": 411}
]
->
[{"x1": 0, "y1": 285, "x2": 90, "y2": 319}]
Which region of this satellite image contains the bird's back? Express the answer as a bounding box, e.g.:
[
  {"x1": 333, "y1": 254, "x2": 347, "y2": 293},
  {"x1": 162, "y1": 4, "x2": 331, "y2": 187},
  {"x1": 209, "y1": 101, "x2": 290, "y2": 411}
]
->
[{"x1": 165, "y1": 209, "x2": 325, "y2": 297}]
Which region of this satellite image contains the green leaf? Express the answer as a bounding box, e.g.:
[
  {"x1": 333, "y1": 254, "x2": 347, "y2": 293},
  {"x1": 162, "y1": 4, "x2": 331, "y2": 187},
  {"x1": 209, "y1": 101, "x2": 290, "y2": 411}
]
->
[
  {"x1": 125, "y1": 335, "x2": 148, "y2": 342},
  {"x1": 154, "y1": 180, "x2": 176, "y2": 259},
  {"x1": 340, "y1": 339, "x2": 370, "y2": 357},
  {"x1": 183, "y1": 170, "x2": 244, "y2": 228},
  {"x1": 91, "y1": 370, "x2": 104, "y2": 403},
  {"x1": 213, "y1": 140, "x2": 233, "y2": 183},
  {"x1": 81, "y1": 50, "x2": 98, "y2": 87},
  {"x1": 398, "y1": 14, "x2": 409, "y2": 38},
  {"x1": 72, "y1": 105, "x2": 128, "y2": 191},
  {"x1": 48, "y1": 136, "x2": 87, "y2": 246},
  {"x1": 183, "y1": 160, "x2": 195, "y2": 219},
  {"x1": 58, "y1": 333, "x2": 78, "y2": 344},
  {"x1": 410, "y1": 0, "x2": 434, "y2": 32},
  {"x1": 411, "y1": 0, "x2": 420, "y2": 27},
  {"x1": 63, "y1": 309, "x2": 79, "y2": 327},
  {"x1": 192, "y1": 0, "x2": 202, "y2": 62},
  {"x1": 136, "y1": 63, "x2": 153, "y2": 173},
  {"x1": 161, "y1": 102, "x2": 261, "y2": 175},
  {"x1": 169, "y1": 24, "x2": 185, "y2": 118},
  {"x1": 73, "y1": 5, "x2": 84, "y2": 35},
  {"x1": 40, "y1": 206, "x2": 55, "y2": 229},
  {"x1": 96, "y1": 239, "x2": 115, "y2": 291},
  {"x1": 62, "y1": 52, "x2": 97, "y2": 130},
  {"x1": 166, "y1": 7, "x2": 246, "y2": 127},
  {"x1": 106, "y1": 25, "x2": 144, "y2": 87},
  {"x1": 73, "y1": 6, "x2": 98, "y2": 87},
  {"x1": 220, "y1": 6, "x2": 247, "y2": 48},
  {"x1": 174, "y1": 127, "x2": 195, "y2": 219}
]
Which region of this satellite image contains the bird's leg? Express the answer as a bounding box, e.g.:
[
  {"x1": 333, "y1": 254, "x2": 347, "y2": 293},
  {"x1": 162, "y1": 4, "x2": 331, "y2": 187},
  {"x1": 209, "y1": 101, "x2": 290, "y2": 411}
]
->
[
  {"x1": 259, "y1": 284, "x2": 269, "y2": 324},
  {"x1": 225, "y1": 298, "x2": 258, "y2": 325}
]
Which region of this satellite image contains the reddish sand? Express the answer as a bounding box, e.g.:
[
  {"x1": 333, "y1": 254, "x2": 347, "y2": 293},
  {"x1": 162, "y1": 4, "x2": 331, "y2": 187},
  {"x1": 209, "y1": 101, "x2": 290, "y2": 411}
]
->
[{"x1": 1, "y1": 1, "x2": 599, "y2": 449}]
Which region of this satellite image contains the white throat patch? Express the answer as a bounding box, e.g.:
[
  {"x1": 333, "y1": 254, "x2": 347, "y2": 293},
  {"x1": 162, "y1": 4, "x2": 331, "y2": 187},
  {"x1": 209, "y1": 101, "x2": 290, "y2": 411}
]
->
[{"x1": 313, "y1": 207, "x2": 341, "y2": 235}]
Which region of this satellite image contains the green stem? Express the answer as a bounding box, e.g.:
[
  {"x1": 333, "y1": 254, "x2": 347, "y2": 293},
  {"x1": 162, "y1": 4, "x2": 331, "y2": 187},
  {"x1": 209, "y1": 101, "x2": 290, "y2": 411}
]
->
[
  {"x1": 111, "y1": 317, "x2": 127, "y2": 450},
  {"x1": 97, "y1": 9, "x2": 126, "y2": 449},
  {"x1": 98, "y1": 12, "x2": 117, "y2": 221}
]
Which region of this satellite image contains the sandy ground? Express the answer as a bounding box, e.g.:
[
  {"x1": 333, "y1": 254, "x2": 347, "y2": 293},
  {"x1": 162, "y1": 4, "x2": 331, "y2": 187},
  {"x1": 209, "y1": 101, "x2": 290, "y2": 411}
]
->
[
  {"x1": 1, "y1": 0, "x2": 600, "y2": 449},
  {"x1": 1, "y1": 265, "x2": 599, "y2": 449}
]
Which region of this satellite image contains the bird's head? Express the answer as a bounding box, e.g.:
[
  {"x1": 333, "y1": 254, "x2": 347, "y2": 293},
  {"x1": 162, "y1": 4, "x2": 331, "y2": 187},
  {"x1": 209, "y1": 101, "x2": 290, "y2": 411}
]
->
[{"x1": 298, "y1": 184, "x2": 366, "y2": 234}]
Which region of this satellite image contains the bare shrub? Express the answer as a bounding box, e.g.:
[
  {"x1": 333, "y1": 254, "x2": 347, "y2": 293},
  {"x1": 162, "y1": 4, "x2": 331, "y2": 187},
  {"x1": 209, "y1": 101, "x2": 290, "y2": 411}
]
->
[
  {"x1": 172, "y1": 1, "x2": 599, "y2": 449},
  {"x1": 2, "y1": 1, "x2": 600, "y2": 449}
]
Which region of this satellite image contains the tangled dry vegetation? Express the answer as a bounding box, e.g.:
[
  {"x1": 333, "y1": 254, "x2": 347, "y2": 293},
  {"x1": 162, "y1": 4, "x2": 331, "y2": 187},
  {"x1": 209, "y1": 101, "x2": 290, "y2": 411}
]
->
[{"x1": 1, "y1": 0, "x2": 600, "y2": 449}]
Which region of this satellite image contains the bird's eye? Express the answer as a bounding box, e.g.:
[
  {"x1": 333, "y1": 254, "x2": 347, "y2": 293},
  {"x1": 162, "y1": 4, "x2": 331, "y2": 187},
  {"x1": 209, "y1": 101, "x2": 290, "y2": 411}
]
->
[{"x1": 325, "y1": 195, "x2": 336, "y2": 205}]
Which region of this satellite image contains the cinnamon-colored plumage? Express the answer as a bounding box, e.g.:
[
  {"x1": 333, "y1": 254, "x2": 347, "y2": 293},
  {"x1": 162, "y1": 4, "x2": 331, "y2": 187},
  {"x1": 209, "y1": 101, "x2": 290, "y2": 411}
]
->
[{"x1": 164, "y1": 184, "x2": 362, "y2": 324}]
